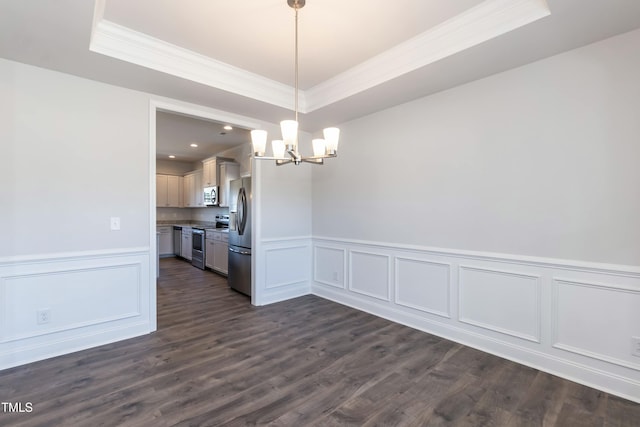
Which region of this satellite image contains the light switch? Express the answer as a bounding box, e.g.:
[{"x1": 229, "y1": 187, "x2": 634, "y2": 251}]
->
[{"x1": 110, "y1": 217, "x2": 121, "y2": 230}]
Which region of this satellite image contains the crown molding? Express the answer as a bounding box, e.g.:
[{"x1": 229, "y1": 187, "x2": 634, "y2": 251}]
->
[
  {"x1": 90, "y1": 19, "x2": 297, "y2": 111},
  {"x1": 89, "y1": 0, "x2": 549, "y2": 114},
  {"x1": 304, "y1": 0, "x2": 550, "y2": 111}
]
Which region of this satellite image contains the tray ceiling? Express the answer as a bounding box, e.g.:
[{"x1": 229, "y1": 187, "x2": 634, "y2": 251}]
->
[{"x1": 1, "y1": 0, "x2": 640, "y2": 131}]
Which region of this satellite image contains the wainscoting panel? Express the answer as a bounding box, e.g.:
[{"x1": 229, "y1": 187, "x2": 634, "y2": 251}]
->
[
  {"x1": 395, "y1": 257, "x2": 451, "y2": 318},
  {"x1": 553, "y1": 278, "x2": 640, "y2": 371},
  {"x1": 313, "y1": 246, "x2": 346, "y2": 289},
  {"x1": 265, "y1": 245, "x2": 309, "y2": 289},
  {"x1": 349, "y1": 250, "x2": 391, "y2": 301},
  {"x1": 311, "y1": 236, "x2": 640, "y2": 403},
  {"x1": 0, "y1": 248, "x2": 151, "y2": 370},
  {"x1": 1, "y1": 264, "x2": 141, "y2": 342},
  {"x1": 256, "y1": 237, "x2": 312, "y2": 305},
  {"x1": 458, "y1": 265, "x2": 541, "y2": 342}
]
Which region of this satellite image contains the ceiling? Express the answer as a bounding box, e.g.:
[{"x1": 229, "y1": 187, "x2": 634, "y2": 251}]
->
[
  {"x1": 1, "y1": 1, "x2": 640, "y2": 133},
  {"x1": 156, "y1": 112, "x2": 250, "y2": 162}
]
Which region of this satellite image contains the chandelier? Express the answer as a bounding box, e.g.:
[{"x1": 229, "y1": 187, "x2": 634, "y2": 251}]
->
[{"x1": 250, "y1": 0, "x2": 340, "y2": 166}]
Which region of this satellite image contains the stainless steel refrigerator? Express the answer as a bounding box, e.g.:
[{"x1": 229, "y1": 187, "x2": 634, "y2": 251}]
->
[{"x1": 228, "y1": 177, "x2": 251, "y2": 296}]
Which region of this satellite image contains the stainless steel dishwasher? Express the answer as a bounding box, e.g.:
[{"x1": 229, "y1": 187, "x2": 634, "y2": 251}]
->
[{"x1": 173, "y1": 226, "x2": 182, "y2": 258}]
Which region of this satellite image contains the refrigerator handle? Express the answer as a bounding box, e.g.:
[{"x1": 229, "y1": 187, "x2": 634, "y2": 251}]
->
[
  {"x1": 229, "y1": 247, "x2": 251, "y2": 255},
  {"x1": 238, "y1": 187, "x2": 247, "y2": 235}
]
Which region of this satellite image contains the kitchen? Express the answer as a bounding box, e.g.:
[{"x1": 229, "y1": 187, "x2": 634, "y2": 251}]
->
[{"x1": 155, "y1": 111, "x2": 253, "y2": 296}]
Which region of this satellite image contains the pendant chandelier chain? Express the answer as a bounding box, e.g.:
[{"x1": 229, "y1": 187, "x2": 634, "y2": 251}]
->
[{"x1": 294, "y1": 5, "x2": 299, "y2": 123}]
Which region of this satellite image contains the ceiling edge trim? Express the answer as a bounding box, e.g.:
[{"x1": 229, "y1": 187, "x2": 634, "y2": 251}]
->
[
  {"x1": 89, "y1": 19, "x2": 300, "y2": 112},
  {"x1": 89, "y1": 0, "x2": 549, "y2": 115},
  {"x1": 304, "y1": 0, "x2": 551, "y2": 111}
]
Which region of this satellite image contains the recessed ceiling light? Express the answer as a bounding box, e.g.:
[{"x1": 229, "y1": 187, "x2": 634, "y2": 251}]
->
[
  {"x1": 190, "y1": 143, "x2": 198, "y2": 148},
  {"x1": 169, "y1": 155, "x2": 175, "y2": 159},
  {"x1": 223, "y1": 125, "x2": 233, "y2": 131}
]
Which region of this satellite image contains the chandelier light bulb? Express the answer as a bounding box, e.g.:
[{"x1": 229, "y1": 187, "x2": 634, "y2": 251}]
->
[
  {"x1": 272, "y1": 140, "x2": 286, "y2": 158},
  {"x1": 323, "y1": 127, "x2": 340, "y2": 154},
  {"x1": 312, "y1": 139, "x2": 326, "y2": 157},
  {"x1": 251, "y1": 130, "x2": 267, "y2": 156},
  {"x1": 280, "y1": 120, "x2": 299, "y2": 150}
]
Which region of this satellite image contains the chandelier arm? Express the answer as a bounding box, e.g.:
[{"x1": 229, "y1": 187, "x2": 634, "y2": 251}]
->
[
  {"x1": 301, "y1": 157, "x2": 324, "y2": 165},
  {"x1": 276, "y1": 159, "x2": 294, "y2": 166}
]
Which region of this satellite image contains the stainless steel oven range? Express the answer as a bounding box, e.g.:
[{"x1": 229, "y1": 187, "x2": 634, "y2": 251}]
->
[{"x1": 191, "y1": 227, "x2": 206, "y2": 270}]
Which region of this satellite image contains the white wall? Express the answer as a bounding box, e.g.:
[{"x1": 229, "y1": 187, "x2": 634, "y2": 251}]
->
[
  {"x1": 0, "y1": 59, "x2": 153, "y2": 368},
  {"x1": 313, "y1": 29, "x2": 640, "y2": 267},
  {"x1": 0, "y1": 59, "x2": 150, "y2": 256},
  {"x1": 311, "y1": 29, "x2": 640, "y2": 403},
  {"x1": 253, "y1": 139, "x2": 313, "y2": 305}
]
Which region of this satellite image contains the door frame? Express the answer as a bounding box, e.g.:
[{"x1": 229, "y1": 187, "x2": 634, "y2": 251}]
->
[{"x1": 148, "y1": 98, "x2": 261, "y2": 329}]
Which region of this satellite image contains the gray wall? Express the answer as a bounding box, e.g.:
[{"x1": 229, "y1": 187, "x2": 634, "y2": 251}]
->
[
  {"x1": 1, "y1": 58, "x2": 150, "y2": 256},
  {"x1": 312, "y1": 29, "x2": 640, "y2": 266}
]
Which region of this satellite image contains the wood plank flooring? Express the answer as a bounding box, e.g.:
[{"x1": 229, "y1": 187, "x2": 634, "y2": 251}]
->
[{"x1": 1, "y1": 257, "x2": 639, "y2": 426}]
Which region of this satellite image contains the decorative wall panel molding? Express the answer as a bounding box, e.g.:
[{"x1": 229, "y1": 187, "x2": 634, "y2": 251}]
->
[
  {"x1": 255, "y1": 238, "x2": 312, "y2": 306},
  {"x1": 311, "y1": 237, "x2": 640, "y2": 404},
  {"x1": 458, "y1": 265, "x2": 541, "y2": 342},
  {"x1": 0, "y1": 248, "x2": 151, "y2": 370},
  {"x1": 265, "y1": 244, "x2": 310, "y2": 289},
  {"x1": 0, "y1": 264, "x2": 141, "y2": 342},
  {"x1": 552, "y1": 278, "x2": 640, "y2": 371},
  {"x1": 395, "y1": 257, "x2": 451, "y2": 318},
  {"x1": 348, "y1": 250, "x2": 391, "y2": 301},
  {"x1": 313, "y1": 246, "x2": 346, "y2": 289}
]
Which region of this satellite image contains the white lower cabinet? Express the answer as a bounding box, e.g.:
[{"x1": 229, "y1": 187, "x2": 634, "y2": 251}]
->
[
  {"x1": 181, "y1": 229, "x2": 192, "y2": 260},
  {"x1": 205, "y1": 238, "x2": 215, "y2": 269},
  {"x1": 213, "y1": 238, "x2": 229, "y2": 275},
  {"x1": 205, "y1": 230, "x2": 228, "y2": 275},
  {"x1": 157, "y1": 226, "x2": 173, "y2": 256}
]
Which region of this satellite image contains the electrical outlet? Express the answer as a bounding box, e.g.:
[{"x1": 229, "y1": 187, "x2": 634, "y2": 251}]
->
[
  {"x1": 36, "y1": 309, "x2": 51, "y2": 325},
  {"x1": 632, "y1": 337, "x2": 640, "y2": 358},
  {"x1": 332, "y1": 271, "x2": 339, "y2": 282}
]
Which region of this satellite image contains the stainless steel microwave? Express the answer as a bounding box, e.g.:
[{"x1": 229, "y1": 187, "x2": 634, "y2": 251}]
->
[{"x1": 203, "y1": 186, "x2": 218, "y2": 206}]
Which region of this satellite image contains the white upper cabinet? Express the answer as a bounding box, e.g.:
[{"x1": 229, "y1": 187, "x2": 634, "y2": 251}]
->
[
  {"x1": 183, "y1": 170, "x2": 205, "y2": 208},
  {"x1": 194, "y1": 169, "x2": 204, "y2": 207},
  {"x1": 156, "y1": 174, "x2": 182, "y2": 207},
  {"x1": 202, "y1": 158, "x2": 217, "y2": 187},
  {"x1": 182, "y1": 173, "x2": 195, "y2": 207}
]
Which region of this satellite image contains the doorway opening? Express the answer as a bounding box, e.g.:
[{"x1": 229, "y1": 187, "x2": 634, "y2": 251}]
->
[{"x1": 149, "y1": 99, "x2": 260, "y2": 330}]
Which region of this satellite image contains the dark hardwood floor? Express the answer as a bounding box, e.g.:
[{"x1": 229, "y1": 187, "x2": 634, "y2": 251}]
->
[{"x1": 1, "y1": 257, "x2": 639, "y2": 426}]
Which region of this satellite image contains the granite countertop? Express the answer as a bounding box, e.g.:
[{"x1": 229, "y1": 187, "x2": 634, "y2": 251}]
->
[
  {"x1": 157, "y1": 221, "x2": 215, "y2": 227},
  {"x1": 206, "y1": 228, "x2": 229, "y2": 233},
  {"x1": 157, "y1": 222, "x2": 228, "y2": 232}
]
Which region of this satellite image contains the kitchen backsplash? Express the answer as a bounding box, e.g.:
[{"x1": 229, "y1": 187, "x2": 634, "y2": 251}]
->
[{"x1": 157, "y1": 207, "x2": 229, "y2": 223}]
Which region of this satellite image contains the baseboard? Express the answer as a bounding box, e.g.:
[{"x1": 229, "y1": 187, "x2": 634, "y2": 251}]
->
[
  {"x1": 257, "y1": 282, "x2": 311, "y2": 306},
  {"x1": 0, "y1": 321, "x2": 150, "y2": 370}
]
